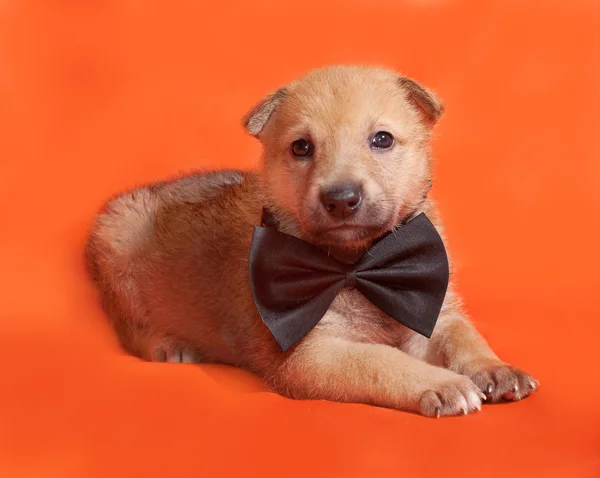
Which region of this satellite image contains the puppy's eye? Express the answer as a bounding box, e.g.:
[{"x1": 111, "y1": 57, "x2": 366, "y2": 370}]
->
[
  {"x1": 371, "y1": 131, "x2": 394, "y2": 150},
  {"x1": 291, "y1": 139, "x2": 314, "y2": 158}
]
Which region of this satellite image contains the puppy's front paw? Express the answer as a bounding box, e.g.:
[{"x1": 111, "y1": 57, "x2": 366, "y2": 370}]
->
[
  {"x1": 466, "y1": 359, "x2": 539, "y2": 402},
  {"x1": 419, "y1": 374, "x2": 485, "y2": 418}
]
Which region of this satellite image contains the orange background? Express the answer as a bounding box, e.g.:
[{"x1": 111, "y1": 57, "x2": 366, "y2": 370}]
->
[{"x1": 1, "y1": 0, "x2": 599, "y2": 476}]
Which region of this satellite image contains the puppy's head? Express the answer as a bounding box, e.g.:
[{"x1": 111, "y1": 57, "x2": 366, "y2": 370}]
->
[{"x1": 244, "y1": 66, "x2": 443, "y2": 251}]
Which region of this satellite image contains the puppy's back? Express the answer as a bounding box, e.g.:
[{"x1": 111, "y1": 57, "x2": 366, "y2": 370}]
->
[{"x1": 85, "y1": 170, "x2": 264, "y2": 362}]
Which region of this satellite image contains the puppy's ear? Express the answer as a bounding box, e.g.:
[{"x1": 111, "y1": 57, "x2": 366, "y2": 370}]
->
[
  {"x1": 397, "y1": 77, "x2": 444, "y2": 127},
  {"x1": 242, "y1": 88, "x2": 286, "y2": 137}
]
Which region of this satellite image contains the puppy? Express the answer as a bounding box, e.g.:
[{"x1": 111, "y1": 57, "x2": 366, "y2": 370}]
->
[{"x1": 85, "y1": 66, "x2": 538, "y2": 417}]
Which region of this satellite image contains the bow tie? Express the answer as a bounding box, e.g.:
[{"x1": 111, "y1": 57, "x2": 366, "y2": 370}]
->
[{"x1": 248, "y1": 212, "x2": 449, "y2": 351}]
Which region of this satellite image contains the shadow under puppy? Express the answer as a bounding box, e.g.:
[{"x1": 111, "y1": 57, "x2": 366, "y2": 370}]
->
[{"x1": 86, "y1": 65, "x2": 538, "y2": 417}]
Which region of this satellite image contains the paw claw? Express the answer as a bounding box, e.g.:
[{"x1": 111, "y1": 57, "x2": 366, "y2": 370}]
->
[
  {"x1": 420, "y1": 375, "x2": 480, "y2": 418},
  {"x1": 467, "y1": 361, "x2": 537, "y2": 404},
  {"x1": 151, "y1": 341, "x2": 200, "y2": 364}
]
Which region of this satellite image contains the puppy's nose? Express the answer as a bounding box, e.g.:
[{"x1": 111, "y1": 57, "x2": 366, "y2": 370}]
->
[{"x1": 320, "y1": 183, "x2": 363, "y2": 219}]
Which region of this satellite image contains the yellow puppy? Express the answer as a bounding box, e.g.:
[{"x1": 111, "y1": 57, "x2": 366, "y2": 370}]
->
[{"x1": 86, "y1": 66, "x2": 537, "y2": 417}]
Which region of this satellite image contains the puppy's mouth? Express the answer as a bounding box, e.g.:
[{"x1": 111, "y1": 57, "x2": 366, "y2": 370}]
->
[
  {"x1": 308, "y1": 223, "x2": 389, "y2": 245},
  {"x1": 299, "y1": 202, "x2": 404, "y2": 249}
]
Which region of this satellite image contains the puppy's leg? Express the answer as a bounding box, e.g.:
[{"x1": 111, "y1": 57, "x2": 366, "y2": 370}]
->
[
  {"x1": 408, "y1": 292, "x2": 539, "y2": 402},
  {"x1": 269, "y1": 329, "x2": 485, "y2": 417}
]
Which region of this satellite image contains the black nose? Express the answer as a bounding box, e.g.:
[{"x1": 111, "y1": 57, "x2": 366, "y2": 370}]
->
[{"x1": 320, "y1": 183, "x2": 363, "y2": 219}]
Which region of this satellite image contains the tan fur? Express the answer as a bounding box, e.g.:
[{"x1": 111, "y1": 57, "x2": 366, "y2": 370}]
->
[{"x1": 85, "y1": 66, "x2": 537, "y2": 417}]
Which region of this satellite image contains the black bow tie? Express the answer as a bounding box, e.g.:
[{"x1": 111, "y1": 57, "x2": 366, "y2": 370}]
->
[{"x1": 248, "y1": 212, "x2": 449, "y2": 351}]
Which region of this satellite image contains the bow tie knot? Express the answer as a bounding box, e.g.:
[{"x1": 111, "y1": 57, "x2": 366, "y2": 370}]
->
[
  {"x1": 249, "y1": 213, "x2": 450, "y2": 351},
  {"x1": 344, "y1": 265, "x2": 358, "y2": 289}
]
